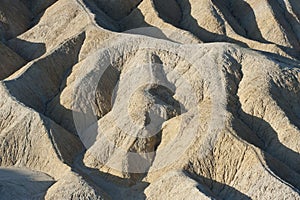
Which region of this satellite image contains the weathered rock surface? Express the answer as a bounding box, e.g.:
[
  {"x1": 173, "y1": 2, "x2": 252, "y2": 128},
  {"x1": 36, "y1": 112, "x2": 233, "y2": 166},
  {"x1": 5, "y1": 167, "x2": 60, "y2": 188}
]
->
[
  {"x1": 0, "y1": 0, "x2": 299, "y2": 199},
  {"x1": 0, "y1": 167, "x2": 54, "y2": 200}
]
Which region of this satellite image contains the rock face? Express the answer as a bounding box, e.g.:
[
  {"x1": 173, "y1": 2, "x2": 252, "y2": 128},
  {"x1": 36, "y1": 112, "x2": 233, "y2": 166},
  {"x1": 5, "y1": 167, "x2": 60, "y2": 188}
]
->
[
  {"x1": 0, "y1": 0, "x2": 299, "y2": 199},
  {"x1": 0, "y1": 167, "x2": 54, "y2": 200}
]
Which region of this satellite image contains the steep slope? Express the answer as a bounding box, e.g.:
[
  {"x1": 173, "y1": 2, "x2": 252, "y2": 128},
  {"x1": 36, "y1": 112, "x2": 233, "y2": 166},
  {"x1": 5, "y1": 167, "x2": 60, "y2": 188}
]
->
[
  {"x1": 0, "y1": 0, "x2": 32, "y2": 40},
  {"x1": 0, "y1": 42, "x2": 26, "y2": 80},
  {"x1": 0, "y1": 167, "x2": 54, "y2": 200},
  {"x1": 65, "y1": 36, "x2": 300, "y2": 199}
]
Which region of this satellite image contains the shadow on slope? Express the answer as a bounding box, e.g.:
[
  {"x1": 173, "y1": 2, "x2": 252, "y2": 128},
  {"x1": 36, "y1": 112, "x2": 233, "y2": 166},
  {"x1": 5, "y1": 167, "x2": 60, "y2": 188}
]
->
[
  {"x1": 0, "y1": 168, "x2": 55, "y2": 200},
  {"x1": 219, "y1": 0, "x2": 269, "y2": 43},
  {"x1": 20, "y1": 0, "x2": 57, "y2": 16},
  {"x1": 119, "y1": 8, "x2": 152, "y2": 32},
  {"x1": 152, "y1": 0, "x2": 182, "y2": 27},
  {"x1": 234, "y1": 110, "x2": 300, "y2": 191},
  {"x1": 268, "y1": 0, "x2": 300, "y2": 49},
  {"x1": 177, "y1": 0, "x2": 248, "y2": 47},
  {"x1": 82, "y1": 0, "x2": 120, "y2": 31},
  {"x1": 4, "y1": 32, "x2": 85, "y2": 116},
  {"x1": 7, "y1": 38, "x2": 46, "y2": 61},
  {"x1": 226, "y1": 54, "x2": 300, "y2": 191},
  {"x1": 270, "y1": 79, "x2": 300, "y2": 130},
  {"x1": 184, "y1": 170, "x2": 251, "y2": 200},
  {"x1": 72, "y1": 151, "x2": 149, "y2": 200},
  {"x1": 0, "y1": 42, "x2": 27, "y2": 80}
]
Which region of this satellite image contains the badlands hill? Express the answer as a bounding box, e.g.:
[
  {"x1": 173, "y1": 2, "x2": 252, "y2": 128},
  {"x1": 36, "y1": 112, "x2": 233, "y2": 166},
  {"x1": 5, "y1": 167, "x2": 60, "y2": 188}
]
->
[{"x1": 0, "y1": 0, "x2": 300, "y2": 199}]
